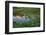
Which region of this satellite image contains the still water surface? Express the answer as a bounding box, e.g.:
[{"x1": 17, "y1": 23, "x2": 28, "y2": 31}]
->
[{"x1": 13, "y1": 16, "x2": 32, "y2": 23}]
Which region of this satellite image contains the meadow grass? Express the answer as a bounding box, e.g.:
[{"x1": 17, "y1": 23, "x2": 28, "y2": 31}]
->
[
  {"x1": 13, "y1": 7, "x2": 40, "y2": 28},
  {"x1": 13, "y1": 19, "x2": 40, "y2": 28}
]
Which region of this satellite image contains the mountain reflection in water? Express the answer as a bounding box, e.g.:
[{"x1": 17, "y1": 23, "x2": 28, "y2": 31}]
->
[{"x1": 13, "y1": 16, "x2": 32, "y2": 23}]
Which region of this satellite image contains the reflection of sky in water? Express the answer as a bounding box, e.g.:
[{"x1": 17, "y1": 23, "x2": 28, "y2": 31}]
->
[{"x1": 13, "y1": 16, "x2": 32, "y2": 23}]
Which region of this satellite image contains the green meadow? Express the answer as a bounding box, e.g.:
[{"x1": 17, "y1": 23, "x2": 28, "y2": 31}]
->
[{"x1": 13, "y1": 7, "x2": 40, "y2": 28}]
